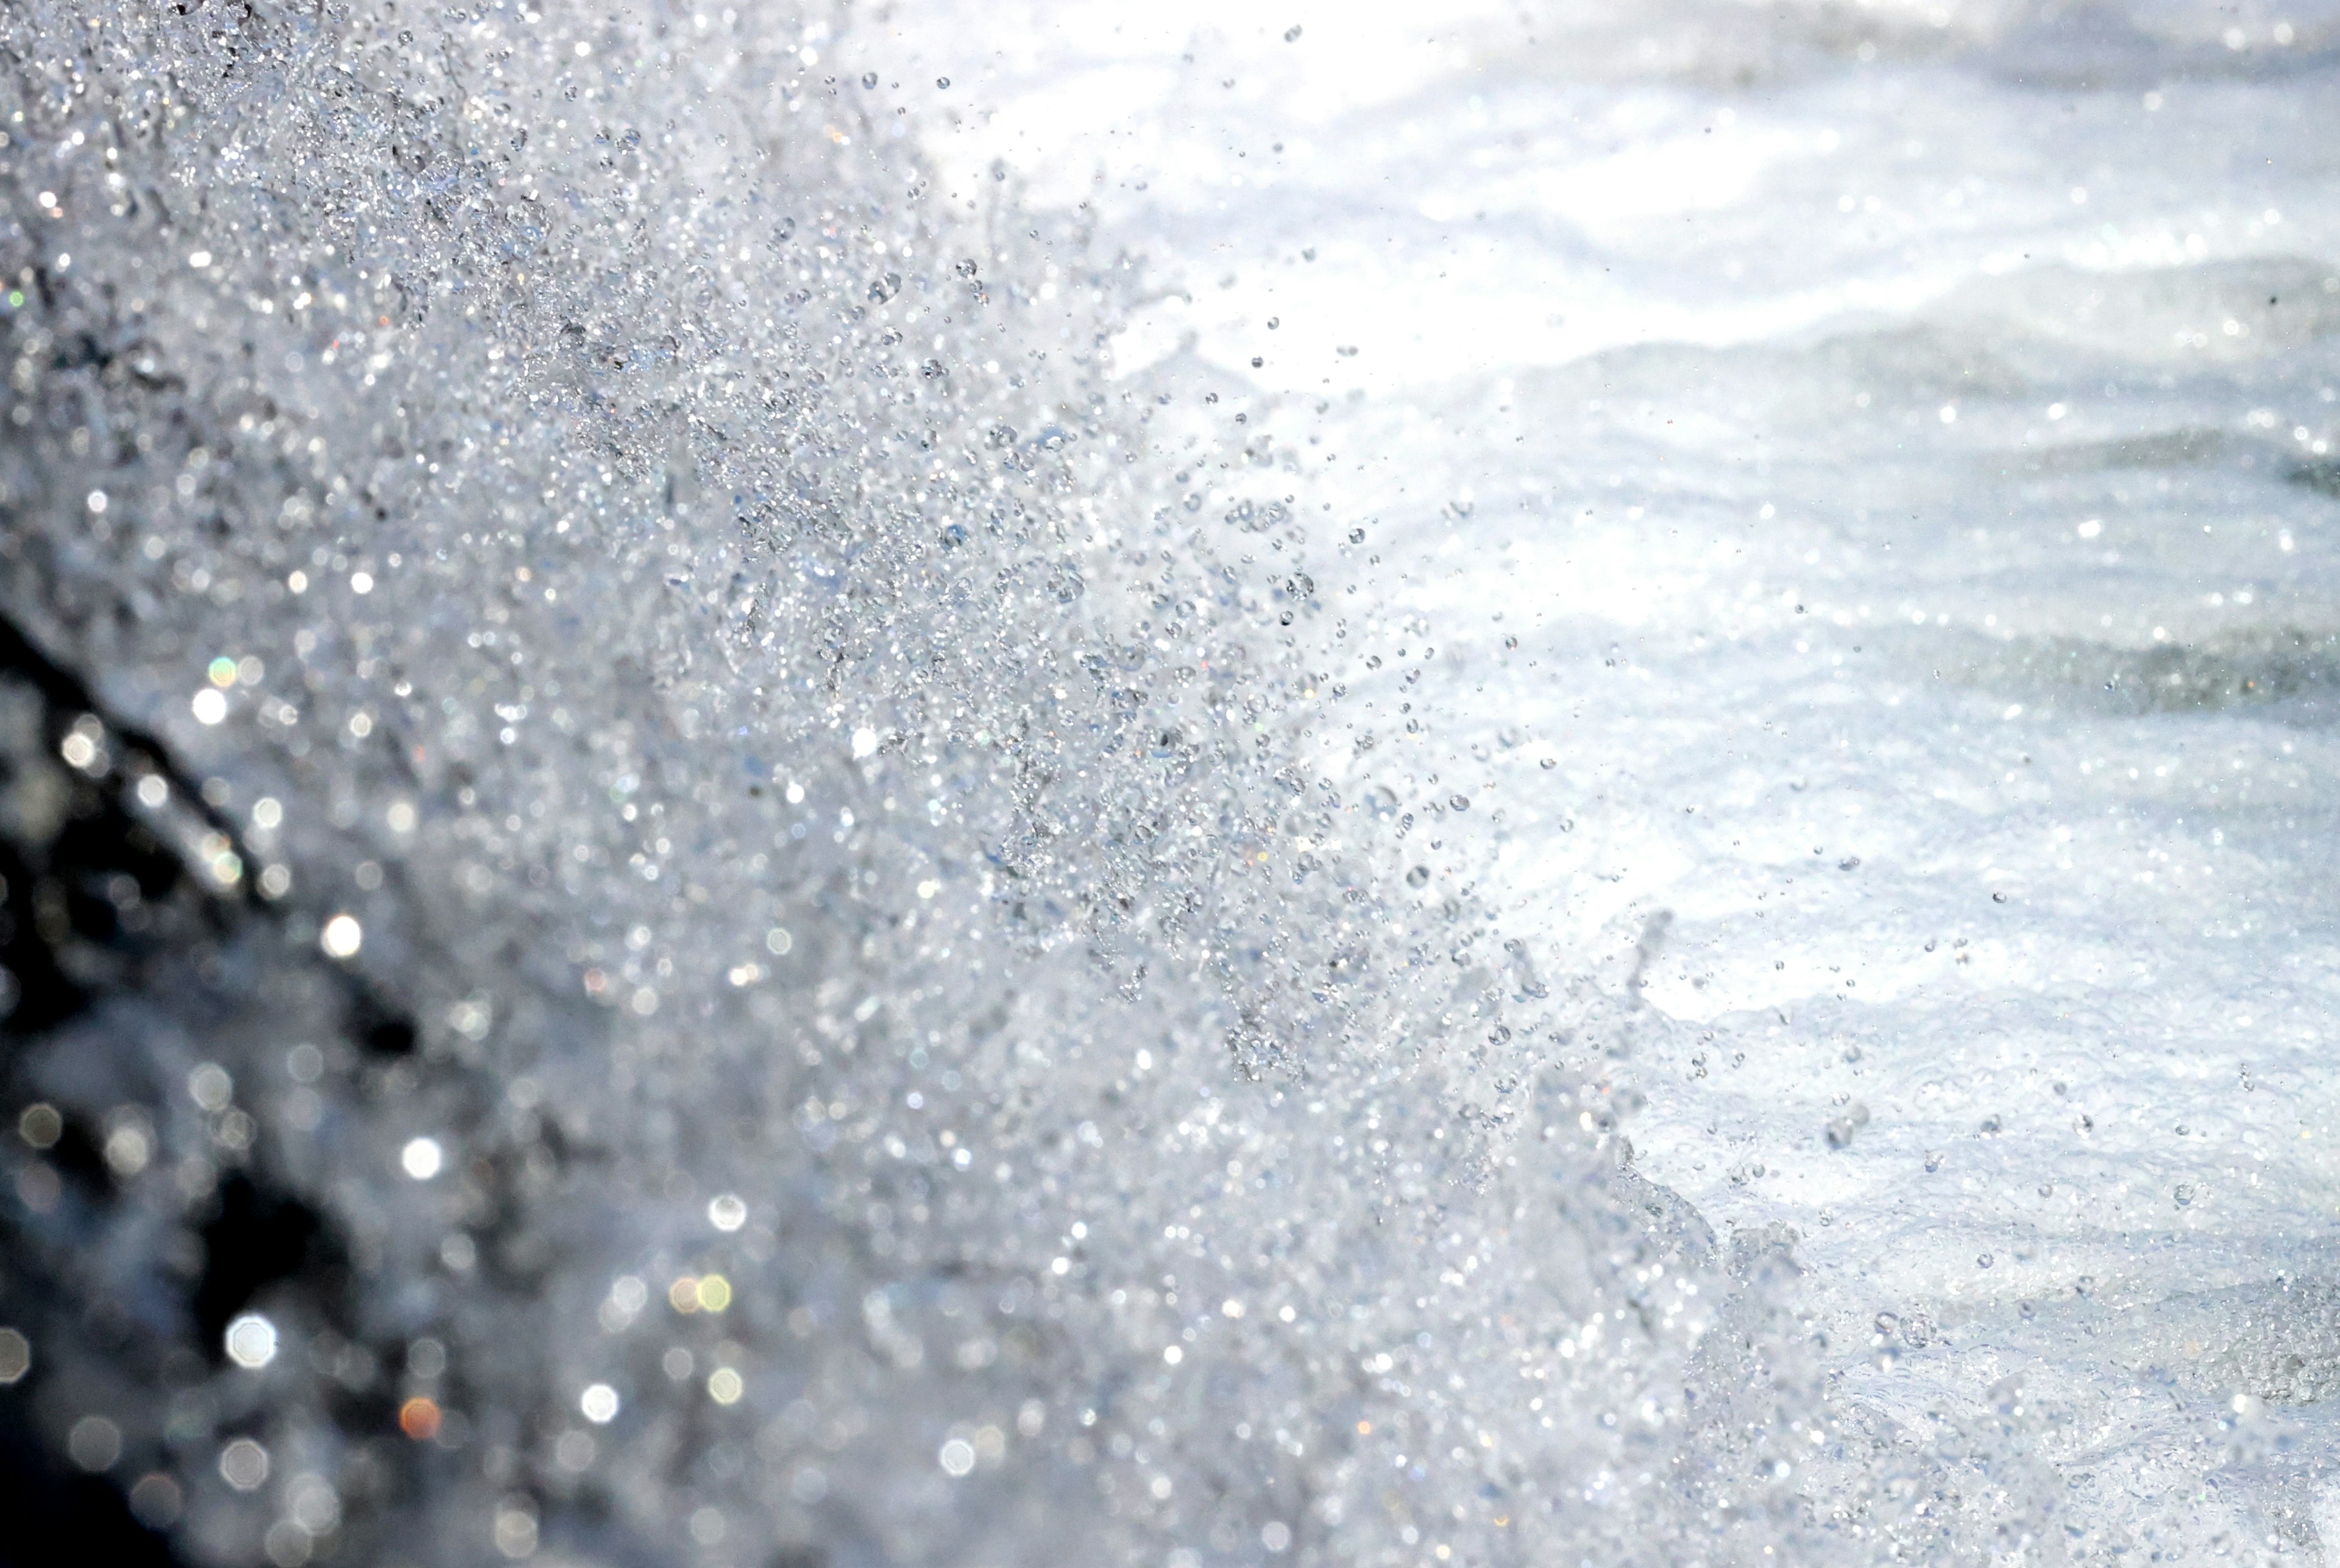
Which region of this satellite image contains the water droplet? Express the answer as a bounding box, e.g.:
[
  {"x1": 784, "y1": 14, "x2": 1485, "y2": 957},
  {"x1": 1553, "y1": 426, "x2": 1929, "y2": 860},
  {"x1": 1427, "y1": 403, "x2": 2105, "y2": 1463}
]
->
[
  {"x1": 1824, "y1": 1102, "x2": 1870, "y2": 1149},
  {"x1": 69, "y1": 1416, "x2": 121, "y2": 1472},
  {"x1": 321, "y1": 913, "x2": 363, "y2": 959},
  {"x1": 219, "y1": 1438, "x2": 270, "y2": 1491},
  {"x1": 225, "y1": 1313, "x2": 278, "y2": 1369}
]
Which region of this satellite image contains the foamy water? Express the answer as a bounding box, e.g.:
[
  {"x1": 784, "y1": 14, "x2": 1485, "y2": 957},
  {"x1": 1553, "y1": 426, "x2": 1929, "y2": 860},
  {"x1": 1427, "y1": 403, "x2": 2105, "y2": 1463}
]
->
[{"x1": 2, "y1": 2, "x2": 2338, "y2": 1563}]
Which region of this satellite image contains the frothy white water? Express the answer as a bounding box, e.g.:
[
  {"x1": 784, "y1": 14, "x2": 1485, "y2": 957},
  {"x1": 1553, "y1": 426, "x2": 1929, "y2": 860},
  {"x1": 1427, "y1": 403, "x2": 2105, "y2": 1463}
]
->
[
  {"x1": 1, "y1": 1, "x2": 2337, "y2": 1564},
  {"x1": 892, "y1": 1, "x2": 2340, "y2": 1559}
]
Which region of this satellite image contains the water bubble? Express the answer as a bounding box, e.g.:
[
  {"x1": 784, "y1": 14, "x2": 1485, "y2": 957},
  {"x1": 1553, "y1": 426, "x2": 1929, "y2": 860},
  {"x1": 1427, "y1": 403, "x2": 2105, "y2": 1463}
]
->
[{"x1": 1406, "y1": 865, "x2": 1430, "y2": 888}]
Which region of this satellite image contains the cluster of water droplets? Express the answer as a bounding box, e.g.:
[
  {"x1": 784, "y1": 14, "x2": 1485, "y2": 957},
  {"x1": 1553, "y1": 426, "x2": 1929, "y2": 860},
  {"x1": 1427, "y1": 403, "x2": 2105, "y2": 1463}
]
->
[
  {"x1": 0, "y1": 3, "x2": 1759, "y2": 1568},
  {"x1": 0, "y1": 2, "x2": 2177, "y2": 1565}
]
